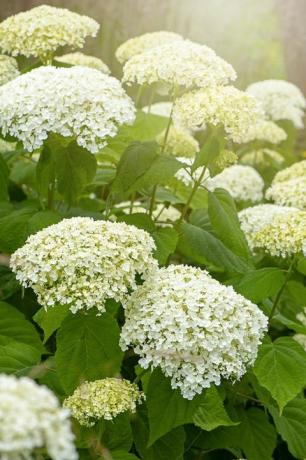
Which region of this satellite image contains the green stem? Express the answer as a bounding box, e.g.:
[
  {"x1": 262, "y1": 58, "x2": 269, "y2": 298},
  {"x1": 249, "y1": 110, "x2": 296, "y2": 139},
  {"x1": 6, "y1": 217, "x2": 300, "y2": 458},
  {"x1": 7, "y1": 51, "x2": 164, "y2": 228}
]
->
[
  {"x1": 129, "y1": 193, "x2": 136, "y2": 214},
  {"x1": 147, "y1": 87, "x2": 155, "y2": 114},
  {"x1": 269, "y1": 257, "x2": 296, "y2": 322},
  {"x1": 47, "y1": 179, "x2": 55, "y2": 210},
  {"x1": 177, "y1": 165, "x2": 207, "y2": 225},
  {"x1": 135, "y1": 85, "x2": 143, "y2": 108},
  {"x1": 133, "y1": 367, "x2": 148, "y2": 384},
  {"x1": 148, "y1": 185, "x2": 157, "y2": 217}
]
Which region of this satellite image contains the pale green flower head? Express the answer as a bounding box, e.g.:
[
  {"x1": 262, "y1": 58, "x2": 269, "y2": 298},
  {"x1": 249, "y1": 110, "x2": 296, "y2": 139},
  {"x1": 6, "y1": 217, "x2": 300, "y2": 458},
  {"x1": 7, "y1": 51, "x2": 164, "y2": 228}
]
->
[
  {"x1": 156, "y1": 126, "x2": 199, "y2": 158},
  {"x1": 266, "y1": 176, "x2": 306, "y2": 209},
  {"x1": 272, "y1": 160, "x2": 306, "y2": 183},
  {"x1": 55, "y1": 52, "x2": 110, "y2": 74},
  {"x1": 243, "y1": 120, "x2": 287, "y2": 144},
  {"x1": 0, "y1": 55, "x2": 19, "y2": 86},
  {"x1": 241, "y1": 149, "x2": 284, "y2": 168}
]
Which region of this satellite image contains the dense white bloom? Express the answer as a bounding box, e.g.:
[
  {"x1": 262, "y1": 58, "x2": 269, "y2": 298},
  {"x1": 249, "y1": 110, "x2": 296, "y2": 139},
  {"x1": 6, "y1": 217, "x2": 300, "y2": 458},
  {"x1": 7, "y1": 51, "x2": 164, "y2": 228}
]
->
[
  {"x1": 272, "y1": 160, "x2": 306, "y2": 183},
  {"x1": 0, "y1": 66, "x2": 135, "y2": 153},
  {"x1": 120, "y1": 265, "x2": 267, "y2": 399},
  {"x1": 142, "y1": 102, "x2": 172, "y2": 117},
  {"x1": 116, "y1": 31, "x2": 183, "y2": 64},
  {"x1": 246, "y1": 79, "x2": 306, "y2": 128},
  {"x1": 0, "y1": 55, "x2": 19, "y2": 86},
  {"x1": 156, "y1": 126, "x2": 199, "y2": 157},
  {"x1": 10, "y1": 217, "x2": 157, "y2": 314},
  {"x1": 0, "y1": 5, "x2": 99, "y2": 60},
  {"x1": 206, "y1": 165, "x2": 264, "y2": 203},
  {"x1": 64, "y1": 378, "x2": 144, "y2": 427},
  {"x1": 0, "y1": 375, "x2": 77, "y2": 460},
  {"x1": 240, "y1": 149, "x2": 284, "y2": 168},
  {"x1": 243, "y1": 120, "x2": 287, "y2": 144},
  {"x1": 122, "y1": 40, "x2": 236, "y2": 89},
  {"x1": 266, "y1": 177, "x2": 306, "y2": 209},
  {"x1": 174, "y1": 86, "x2": 262, "y2": 143},
  {"x1": 55, "y1": 52, "x2": 110, "y2": 74}
]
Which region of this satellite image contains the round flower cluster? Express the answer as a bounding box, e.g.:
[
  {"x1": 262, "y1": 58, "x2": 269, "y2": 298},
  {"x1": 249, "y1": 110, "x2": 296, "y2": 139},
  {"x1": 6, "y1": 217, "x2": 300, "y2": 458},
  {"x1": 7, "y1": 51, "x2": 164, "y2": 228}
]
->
[
  {"x1": 240, "y1": 149, "x2": 284, "y2": 168},
  {"x1": 238, "y1": 204, "x2": 301, "y2": 255},
  {"x1": 55, "y1": 52, "x2": 110, "y2": 74},
  {"x1": 116, "y1": 31, "x2": 183, "y2": 64},
  {"x1": 10, "y1": 217, "x2": 157, "y2": 314},
  {"x1": 271, "y1": 160, "x2": 306, "y2": 183},
  {"x1": 0, "y1": 375, "x2": 77, "y2": 460},
  {"x1": 246, "y1": 79, "x2": 306, "y2": 128},
  {"x1": 142, "y1": 101, "x2": 172, "y2": 118},
  {"x1": 122, "y1": 40, "x2": 236, "y2": 89},
  {"x1": 206, "y1": 165, "x2": 264, "y2": 203},
  {"x1": 266, "y1": 177, "x2": 306, "y2": 209},
  {"x1": 153, "y1": 204, "x2": 181, "y2": 224},
  {"x1": 156, "y1": 126, "x2": 199, "y2": 157},
  {"x1": 243, "y1": 120, "x2": 287, "y2": 144},
  {"x1": 173, "y1": 86, "x2": 262, "y2": 143},
  {"x1": 0, "y1": 55, "x2": 19, "y2": 86},
  {"x1": 120, "y1": 265, "x2": 268, "y2": 399},
  {"x1": 0, "y1": 5, "x2": 99, "y2": 60},
  {"x1": 64, "y1": 378, "x2": 144, "y2": 427},
  {"x1": 0, "y1": 66, "x2": 135, "y2": 153}
]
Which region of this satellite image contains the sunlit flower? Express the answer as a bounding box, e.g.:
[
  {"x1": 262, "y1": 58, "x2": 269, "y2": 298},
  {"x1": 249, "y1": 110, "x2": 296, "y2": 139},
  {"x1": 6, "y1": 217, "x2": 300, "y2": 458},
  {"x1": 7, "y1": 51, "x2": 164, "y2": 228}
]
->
[
  {"x1": 120, "y1": 265, "x2": 267, "y2": 399},
  {"x1": 206, "y1": 165, "x2": 264, "y2": 203},
  {"x1": 156, "y1": 126, "x2": 199, "y2": 157},
  {"x1": 0, "y1": 374, "x2": 77, "y2": 460},
  {"x1": 64, "y1": 378, "x2": 144, "y2": 427},
  {"x1": 0, "y1": 5, "x2": 99, "y2": 60},
  {"x1": 243, "y1": 120, "x2": 287, "y2": 144},
  {"x1": 266, "y1": 177, "x2": 306, "y2": 209},
  {"x1": 116, "y1": 31, "x2": 183, "y2": 64},
  {"x1": 10, "y1": 217, "x2": 157, "y2": 314},
  {"x1": 240, "y1": 149, "x2": 284, "y2": 168},
  {"x1": 0, "y1": 66, "x2": 135, "y2": 153},
  {"x1": 0, "y1": 55, "x2": 19, "y2": 86},
  {"x1": 55, "y1": 52, "x2": 110, "y2": 74},
  {"x1": 173, "y1": 86, "x2": 262, "y2": 143},
  {"x1": 122, "y1": 40, "x2": 236, "y2": 90},
  {"x1": 246, "y1": 79, "x2": 306, "y2": 128}
]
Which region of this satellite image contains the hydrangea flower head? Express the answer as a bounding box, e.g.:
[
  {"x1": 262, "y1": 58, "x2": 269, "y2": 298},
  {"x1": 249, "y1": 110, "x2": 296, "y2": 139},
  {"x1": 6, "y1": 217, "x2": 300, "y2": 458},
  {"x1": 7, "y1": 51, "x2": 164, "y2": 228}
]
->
[
  {"x1": 0, "y1": 374, "x2": 77, "y2": 460},
  {"x1": 0, "y1": 55, "x2": 19, "y2": 85},
  {"x1": 156, "y1": 126, "x2": 199, "y2": 157},
  {"x1": 266, "y1": 176, "x2": 306, "y2": 209},
  {"x1": 271, "y1": 160, "x2": 306, "y2": 183},
  {"x1": 0, "y1": 5, "x2": 99, "y2": 60},
  {"x1": 10, "y1": 217, "x2": 157, "y2": 314},
  {"x1": 0, "y1": 66, "x2": 135, "y2": 153},
  {"x1": 120, "y1": 265, "x2": 267, "y2": 399},
  {"x1": 243, "y1": 120, "x2": 287, "y2": 144},
  {"x1": 64, "y1": 378, "x2": 144, "y2": 426},
  {"x1": 241, "y1": 149, "x2": 284, "y2": 168},
  {"x1": 55, "y1": 52, "x2": 110, "y2": 74}
]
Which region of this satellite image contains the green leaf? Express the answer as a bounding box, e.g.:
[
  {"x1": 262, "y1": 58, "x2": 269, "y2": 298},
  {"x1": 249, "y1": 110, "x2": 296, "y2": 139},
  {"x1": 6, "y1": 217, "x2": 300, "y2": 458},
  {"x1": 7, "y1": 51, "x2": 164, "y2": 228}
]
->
[
  {"x1": 103, "y1": 413, "x2": 133, "y2": 452},
  {"x1": 55, "y1": 311, "x2": 123, "y2": 394},
  {"x1": 192, "y1": 135, "x2": 220, "y2": 171},
  {"x1": 33, "y1": 305, "x2": 70, "y2": 343},
  {"x1": 208, "y1": 189, "x2": 251, "y2": 260},
  {"x1": 0, "y1": 153, "x2": 9, "y2": 200},
  {"x1": 152, "y1": 227, "x2": 178, "y2": 265},
  {"x1": 108, "y1": 452, "x2": 139, "y2": 460},
  {"x1": 269, "y1": 397, "x2": 306, "y2": 458},
  {"x1": 121, "y1": 111, "x2": 168, "y2": 141},
  {"x1": 36, "y1": 144, "x2": 56, "y2": 197},
  {"x1": 0, "y1": 301, "x2": 44, "y2": 374},
  {"x1": 178, "y1": 223, "x2": 250, "y2": 274},
  {"x1": 253, "y1": 337, "x2": 306, "y2": 412},
  {"x1": 229, "y1": 268, "x2": 286, "y2": 303}
]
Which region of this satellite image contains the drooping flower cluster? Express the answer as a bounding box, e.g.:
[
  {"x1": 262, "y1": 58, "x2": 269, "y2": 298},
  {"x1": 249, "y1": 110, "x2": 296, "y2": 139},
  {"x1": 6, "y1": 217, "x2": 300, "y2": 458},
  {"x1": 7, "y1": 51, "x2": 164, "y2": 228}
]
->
[
  {"x1": 10, "y1": 217, "x2": 157, "y2": 313},
  {"x1": 173, "y1": 86, "x2": 262, "y2": 143},
  {"x1": 0, "y1": 375, "x2": 77, "y2": 460},
  {"x1": 0, "y1": 5, "x2": 99, "y2": 60},
  {"x1": 64, "y1": 378, "x2": 144, "y2": 427},
  {"x1": 206, "y1": 165, "x2": 264, "y2": 203},
  {"x1": 156, "y1": 126, "x2": 199, "y2": 157},
  {"x1": 238, "y1": 204, "x2": 304, "y2": 256},
  {"x1": 116, "y1": 31, "x2": 183, "y2": 64},
  {"x1": 266, "y1": 177, "x2": 306, "y2": 209},
  {"x1": 55, "y1": 52, "x2": 110, "y2": 74},
  {"x1": 142, "y1": 101, "x2": 172, "y2": 118},
  {"x1": 240, "y1": 149, "x2": 284, "y2": 168},
  {"x1": 246, "y1": 79, "x2": 306, "y2": 128},
  {"x1": 120, "y1": 265, "x2": 268, "y2": 399},
  {"x1": 122, "y1": 40, "x2": 236, "y2": 89},
  {"x1": 0, "y1": 66, "x2": 135, "y2": 153},
  {"x1": 243, "y1": 120, "x2": 287, "y2": 144},
  {"x1": 0, "y1": 55, "x2": 19, "y2": 86}
]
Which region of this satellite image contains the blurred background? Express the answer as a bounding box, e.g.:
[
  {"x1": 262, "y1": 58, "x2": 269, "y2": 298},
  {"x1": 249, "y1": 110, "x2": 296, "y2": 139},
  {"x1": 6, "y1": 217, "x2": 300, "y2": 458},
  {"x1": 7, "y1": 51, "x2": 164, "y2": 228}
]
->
[{"x1": 1, "y1": 0, "x2": 306, "y2": 92}]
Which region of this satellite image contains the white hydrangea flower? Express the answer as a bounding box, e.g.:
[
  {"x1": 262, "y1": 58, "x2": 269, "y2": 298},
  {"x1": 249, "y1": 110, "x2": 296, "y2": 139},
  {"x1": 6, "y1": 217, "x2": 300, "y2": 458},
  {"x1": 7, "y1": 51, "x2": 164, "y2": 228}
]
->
[
  {"x1": 142, "y1": 102, "x2": 172, "y2": 117},
  {"x1": 0, "y1": 55, "x2": 19, "y2": 86},
  {"x1": 173, "y1": 86, "x2": 262, "y2": 143},
  {"x1": 0, "y1": 5, "x2": 99, "y2": 60},
  {"x1": 10, "y1": 217, "x2": 157, "y2": 314},
  {"x1": 238, "y1": 204, "x2": 302, "y2": 255},
  {"x1": 64, "y1": 378, "x2": 144, "y2": 427},
  {"x1": 271, "y1": 160, "x2": 306, "y2": 183},
  {"x1": 156, "y1": 126, "x2": 199, "y2": 157},
  {"x1": 266, "y1": 177, "x2": 306, "y2": 209},
  {"x1": 122, "y1": 40, "x2": 236, "y2": 89},
  {"x1": 0, "y1": 66, "x2": 135, "y2": 153},
  {"x1": 120, "y1": 265, "x2": 267, "y2": 399},
  {"x1": 153, "y1": 204, "x2": 181, "y2": 225},
  {"x1": 246, "y1": 79, "x2": 306, "y2": 128},
  {"x1": 116, "y1": 31, "x2": 183, "y2": 64},
  {"x1": 243, "y1": 120, "x2": 287, "y2": 144},
  {"x1": 55, "y1": 52, "x2": 110, "y2": 74},
  {"x1": 206, "y1": 165, "x2": 264, "y2": 203},
  {"x1": 240, "y1": 149, "x2": 284, "y2": 168},
  {"x1": 0, "y1": 374, "x2": 77, "y2": 460}
]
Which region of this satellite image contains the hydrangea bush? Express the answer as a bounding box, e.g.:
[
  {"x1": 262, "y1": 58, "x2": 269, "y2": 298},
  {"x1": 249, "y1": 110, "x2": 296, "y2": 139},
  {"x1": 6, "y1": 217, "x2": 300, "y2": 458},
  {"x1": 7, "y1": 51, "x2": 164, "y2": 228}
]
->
[{"x1": 0, "y1": 5, "x2": 306, "y2": 460}]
